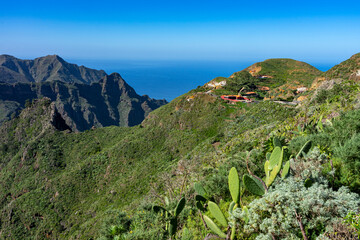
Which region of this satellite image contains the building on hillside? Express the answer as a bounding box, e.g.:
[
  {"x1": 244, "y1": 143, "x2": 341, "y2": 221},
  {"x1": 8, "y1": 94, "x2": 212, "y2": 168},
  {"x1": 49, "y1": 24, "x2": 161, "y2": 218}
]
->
[
  {"x1": 296, "y1": 87, "x2": 308, "y2": 94},
  {"x1": 207, "y1": 80, "x2": 227, "y2": 89}
]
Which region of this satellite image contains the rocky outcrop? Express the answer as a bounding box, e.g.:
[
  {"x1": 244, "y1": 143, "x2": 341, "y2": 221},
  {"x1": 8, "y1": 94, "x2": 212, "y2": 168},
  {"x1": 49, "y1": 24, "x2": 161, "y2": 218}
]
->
[
  {"x1": 0, "y1": 98, "x2": 71, "y2": 145},
  {"x1": 0, "y1": 54, "x2": 106, "y2": 84},
  {"x1": 0, "y1": 73, "x2": 167, "y2": 131}
]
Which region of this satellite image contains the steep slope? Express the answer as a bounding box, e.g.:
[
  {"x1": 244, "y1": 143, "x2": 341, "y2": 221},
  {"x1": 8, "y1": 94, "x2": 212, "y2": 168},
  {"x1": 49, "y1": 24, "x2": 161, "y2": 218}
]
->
[
  {"x1": 325, "y1": 52, "x2": 360, "y2": 81},
  {"x1": 0, "y1": 81, "x2": 298, "y2": 239},
  {"x1": 0, "y1": 54, "x2": 106, "y2": 84},
  {"x1": 0, "y1": 73, "x2": 167, "y2": 131},
  {"x1": 1, "y1": 55, "x2": 360, "y2": 239}
]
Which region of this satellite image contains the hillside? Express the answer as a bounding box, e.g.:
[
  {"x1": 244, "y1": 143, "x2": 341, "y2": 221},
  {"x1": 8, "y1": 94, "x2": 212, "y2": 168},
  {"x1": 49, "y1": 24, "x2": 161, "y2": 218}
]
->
[
  {"x1": 203, "y1": 58, "x2": 323, "y2": 102},
  {"x1": 242, "y1": 58, "x2": 322, "y2": 86},
  {"x1": 0, "y1": 54, "x2": 106, "y2": 84},
  {"x1": 0, "y1": 54, "x2": 360, "y2": 240},
  {"x1": 325, "y1": 52, "x2": 360, "y2": 81}
]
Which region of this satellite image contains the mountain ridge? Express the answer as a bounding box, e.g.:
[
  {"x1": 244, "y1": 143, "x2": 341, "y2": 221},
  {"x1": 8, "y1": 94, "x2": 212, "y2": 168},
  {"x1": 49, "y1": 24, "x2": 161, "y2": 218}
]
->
[
  {"x1": 0, "y1": 54, "x2": 107, "y2": 84},
  {"x1": 0, "y1": 73, "x2": 167, "y2": 131},
  {"x1": 0, "y1": 55, "x2": 167, "y2": 131}
]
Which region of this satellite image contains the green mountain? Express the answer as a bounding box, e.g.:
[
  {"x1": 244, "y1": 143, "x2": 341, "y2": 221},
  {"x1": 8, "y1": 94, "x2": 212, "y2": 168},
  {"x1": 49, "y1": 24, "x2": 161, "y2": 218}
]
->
[
  {"x1": 237, "y1": 58, "x2": 321, "y2": 86},
  {"x1": 0, "y1": 54, "x2": 106, "y2": 84},
  {"x1": 0, "y1": 54, "x2": 360, "y2": 240},
  {"x1": 325, "y1": 52, "x2": 360, "y2": 80},
  {"x1": 204, "y1": 58, "x2": 322, "y2": 102}
]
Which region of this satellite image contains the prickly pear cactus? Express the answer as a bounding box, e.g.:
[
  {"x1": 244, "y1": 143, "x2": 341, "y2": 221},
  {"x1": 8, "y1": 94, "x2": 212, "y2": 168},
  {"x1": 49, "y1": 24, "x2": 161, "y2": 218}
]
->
[
  {"x1": 203, "y1": 215, "x2": 227, "y2": 238},
  {"x1": 269, "y1": 146, "x2": 283, "y2": 170},
  {"x1": 281, "y1": 161, "x2": 290, "y2": 179},
  {"x1": 208, "y1": 201, "x2": 227, "y2": 227},
  {"x1": 228, "y1": 167, "x2": 240, "y2": 204},
  {"x1": 243, "y1": 174, "x2": 265, "y2": 196}
]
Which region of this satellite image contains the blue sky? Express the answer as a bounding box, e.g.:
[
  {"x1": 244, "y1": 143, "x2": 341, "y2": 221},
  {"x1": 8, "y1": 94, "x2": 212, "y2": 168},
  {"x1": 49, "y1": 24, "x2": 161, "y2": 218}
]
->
[{"x1": 1, "y1": 0, "x2": 360, "y2": 63}]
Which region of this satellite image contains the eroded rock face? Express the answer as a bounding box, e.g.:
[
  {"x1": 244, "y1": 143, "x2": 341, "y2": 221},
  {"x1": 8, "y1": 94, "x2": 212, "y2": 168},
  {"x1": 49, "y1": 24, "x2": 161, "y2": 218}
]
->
[
  {"x1": 0, "y1": 55, "x2": 167, "y2": 131},
  {"x1": 0, "y1": 73, "x2": 167, "y2": 131},
  {"x1": 350, "y1": 70, "x2": 360, "y2": 82},
  {"x1": 0, "y1": 54, "x2": 107, "y2": 84}
]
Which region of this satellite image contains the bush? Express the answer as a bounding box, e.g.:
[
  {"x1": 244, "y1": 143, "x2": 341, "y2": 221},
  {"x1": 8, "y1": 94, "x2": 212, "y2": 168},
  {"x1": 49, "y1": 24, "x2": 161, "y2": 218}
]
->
[
  {"x1": 233, "y1": 148, "x2": 360, "y2": 240},
  {"x1": 225, "y1": 71, "x2": 258, "y2": 93},
  {"x1": 238, "y1": 177, "x2": 359, "y2": 239}
]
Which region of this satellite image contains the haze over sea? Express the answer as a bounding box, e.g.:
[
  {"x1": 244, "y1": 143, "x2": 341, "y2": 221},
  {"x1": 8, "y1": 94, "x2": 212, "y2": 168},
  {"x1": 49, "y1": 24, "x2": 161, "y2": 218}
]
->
[{"x1": 71, "y1": 59, "x2": 333, "y2": 101}]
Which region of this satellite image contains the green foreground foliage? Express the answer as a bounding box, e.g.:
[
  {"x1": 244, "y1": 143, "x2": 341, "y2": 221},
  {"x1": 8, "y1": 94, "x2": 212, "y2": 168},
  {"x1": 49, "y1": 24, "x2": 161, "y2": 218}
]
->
[{"x1": 1, "y1": 55, "x2": 360, "y2": 239}]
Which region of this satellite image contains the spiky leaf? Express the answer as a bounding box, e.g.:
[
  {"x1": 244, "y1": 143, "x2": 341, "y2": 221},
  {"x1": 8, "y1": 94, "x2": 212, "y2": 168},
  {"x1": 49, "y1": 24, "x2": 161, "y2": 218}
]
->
[
  {"x1": 281, "y1": 161, "x2": 290, "y2": 179},
  {"x1": 194, "y1": 182, "x2": 207, "y2": 197},
  {"x1": 174, "y1": 197, "x2": 185, "y2": 217},
  {"x1": 269, "y1": 147, "x2": 283, "y2": 170},
  {"x1": 203, "y1": 215, "x2": 227, "y2": 238},
  {"x1": 228, "y1": 167, "x2": 240, "y2": 204},
  {"x1": 208, "y1": 201, "x2": 227, "y2": 227},
  {"x1": 296, "y1": 140, "x2": 312, "y2": 159},
  {"x1": 243, "y1": 174, "x2": 265, "y2": 196}
]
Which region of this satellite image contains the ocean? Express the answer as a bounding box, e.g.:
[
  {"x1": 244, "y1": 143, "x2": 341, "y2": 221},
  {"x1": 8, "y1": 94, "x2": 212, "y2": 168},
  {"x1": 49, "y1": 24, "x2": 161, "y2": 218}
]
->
[{"x1": 71, "y1": 59, "x2": 333, "y2": 101}]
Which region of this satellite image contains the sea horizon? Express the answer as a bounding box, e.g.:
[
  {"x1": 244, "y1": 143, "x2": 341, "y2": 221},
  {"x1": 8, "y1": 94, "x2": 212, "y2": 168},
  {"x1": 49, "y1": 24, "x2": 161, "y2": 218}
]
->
[{"x1": 70, "y1": 58, "x2": 335, "y2": 101}]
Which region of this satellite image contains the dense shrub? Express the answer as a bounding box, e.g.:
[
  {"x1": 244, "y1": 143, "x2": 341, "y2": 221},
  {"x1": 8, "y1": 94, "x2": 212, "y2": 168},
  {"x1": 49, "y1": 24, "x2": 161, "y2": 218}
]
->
[
  {"x1": 237, "y1": 178, "x2": 359, "y2": 239},
  {"x1": 225, "y1": 71, "x2": 259, "y2": 93},
  {"x1": 232, "y1": 148, "x2": 360, "y2": 240}
]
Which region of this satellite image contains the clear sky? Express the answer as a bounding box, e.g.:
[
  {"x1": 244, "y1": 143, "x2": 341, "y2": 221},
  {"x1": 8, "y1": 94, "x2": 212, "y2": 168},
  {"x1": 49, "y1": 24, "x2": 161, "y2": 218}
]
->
[{"x1": 1, "y1": 0, "x2": 360, "y2": 63}]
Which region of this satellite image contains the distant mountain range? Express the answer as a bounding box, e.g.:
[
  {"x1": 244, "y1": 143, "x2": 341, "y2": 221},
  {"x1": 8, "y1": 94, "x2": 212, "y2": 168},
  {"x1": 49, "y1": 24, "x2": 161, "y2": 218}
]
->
[
  {"x1": 0, "y1": 54, "x2": 107, "y2": 84},
  {"x1": 0, "y1": 55, "x2": 167, "y2": 131}
]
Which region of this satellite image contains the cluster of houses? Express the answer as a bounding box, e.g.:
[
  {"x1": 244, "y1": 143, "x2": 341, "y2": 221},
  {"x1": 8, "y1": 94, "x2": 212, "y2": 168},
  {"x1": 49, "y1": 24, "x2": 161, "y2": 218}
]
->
[{"x1": 204, "y1": 76, "x2": 309, "y2": 103}]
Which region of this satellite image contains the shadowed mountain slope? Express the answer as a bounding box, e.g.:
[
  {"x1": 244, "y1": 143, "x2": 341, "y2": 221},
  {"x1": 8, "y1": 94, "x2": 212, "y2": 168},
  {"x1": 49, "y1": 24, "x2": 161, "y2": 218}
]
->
[{"x1": 0, "y1": 73, "x2": 167, "y2": 131}]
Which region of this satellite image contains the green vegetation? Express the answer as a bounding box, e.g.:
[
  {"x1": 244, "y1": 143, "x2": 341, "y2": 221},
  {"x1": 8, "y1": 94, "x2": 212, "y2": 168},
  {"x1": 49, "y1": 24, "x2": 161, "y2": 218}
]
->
[
  {"x1": 1, "y1": 55, "x2": 360, "y2": 239},
  {"x1": 247, "y1": 58, "x2": 322, "y2": 87},
  {"x1": 325, "y1": 53, "x2": 360, "y2": 80},
  {"x1": 225, "y1": 71, "x2": 259, "y2": 92}
]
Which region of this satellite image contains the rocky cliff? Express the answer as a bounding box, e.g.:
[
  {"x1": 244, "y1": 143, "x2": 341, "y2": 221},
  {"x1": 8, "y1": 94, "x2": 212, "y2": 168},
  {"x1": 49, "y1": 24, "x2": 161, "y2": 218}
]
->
[
  {"x1": 0, "y1": 54, "x2": 107, "y2": 84},
  {"x1": 0, "y1": 73, "x2": 167, "y2": 131}
]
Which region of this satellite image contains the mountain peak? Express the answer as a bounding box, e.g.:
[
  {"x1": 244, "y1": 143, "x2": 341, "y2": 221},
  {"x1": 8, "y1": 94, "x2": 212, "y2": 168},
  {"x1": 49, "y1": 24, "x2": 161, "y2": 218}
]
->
[
  {"x1": 40, "y1": 54, "x2": 64, "y2": 61},
  {"x1": 228, "y1": 58, "x2": 321, "y2": 87},
  {"x1": 108, "y1": 72, "x2": 123, "y2": 79},
  {"x1": 0, "y1": 54, "x2": 106, "y2": 84}
]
